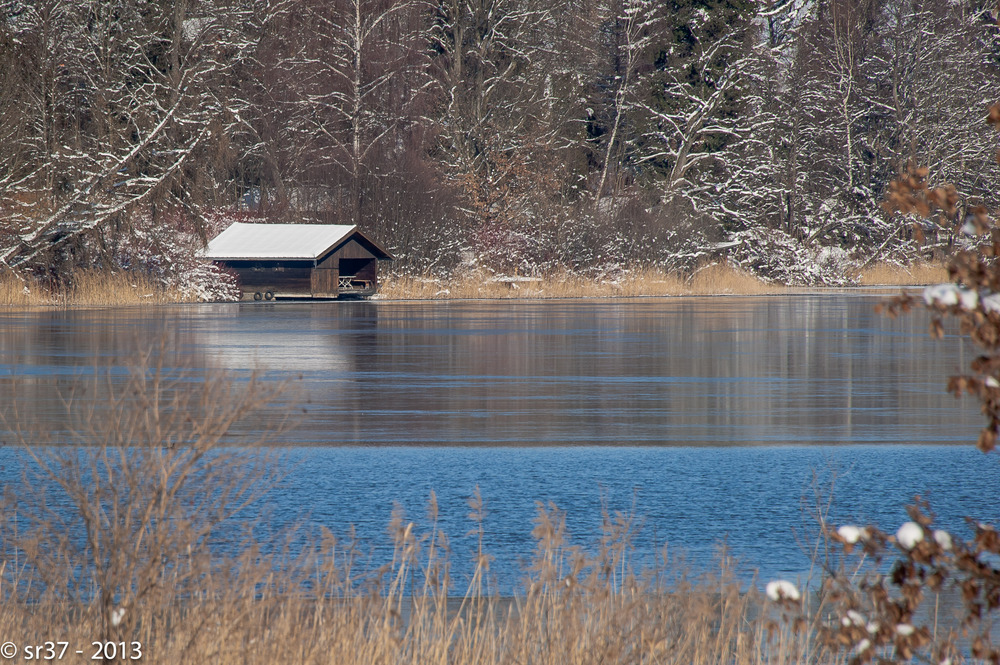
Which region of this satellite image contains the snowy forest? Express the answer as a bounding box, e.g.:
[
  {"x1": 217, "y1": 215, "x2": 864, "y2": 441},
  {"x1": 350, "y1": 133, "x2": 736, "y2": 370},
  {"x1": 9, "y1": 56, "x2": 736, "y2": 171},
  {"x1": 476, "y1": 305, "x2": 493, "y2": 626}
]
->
[{"x1": 1, "y1": 0, "x2": 999, "y2": 295}]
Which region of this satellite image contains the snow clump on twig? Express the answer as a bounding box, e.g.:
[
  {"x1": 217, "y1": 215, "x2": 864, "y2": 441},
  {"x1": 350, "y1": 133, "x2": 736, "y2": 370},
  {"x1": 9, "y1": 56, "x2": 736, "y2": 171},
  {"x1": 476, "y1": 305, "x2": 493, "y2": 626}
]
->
[
  {"x1": 923, "y1": 283, "x2": 978, "y2": 310},
  {"x1": 837, "y1": 525, "x2": 865, "y2": 544},
  {"x1": 896, "y1": 522, "x2": 924, "y2": 550},
  {"x1": 765, "y1": 579, "x2": 801, "y2": 601},
  {"x1": 933, "y1": 529, "x2": 953, "y2": 551}
]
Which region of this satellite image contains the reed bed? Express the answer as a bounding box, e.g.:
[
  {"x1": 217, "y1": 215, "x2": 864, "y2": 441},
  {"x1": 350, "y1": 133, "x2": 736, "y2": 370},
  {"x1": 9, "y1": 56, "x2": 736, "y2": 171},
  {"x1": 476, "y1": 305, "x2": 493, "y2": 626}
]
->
[
  {"x1": 379, "y1": 263, "x2": 782, "y2": 300},
  {"x1": 0, "y1": 260, "x2": 947, "y2": 307},
  {"x1": 856, "y1": 261, "x2": 948, "y2": 286},
  {"x1": 0, "y1": 270, "x2": 187, "y2": 307},
  {"x1": 0, "y1": 350, "x2": 830, "y2": 665},
  {"x1": 0, "y1": 509, "x2": 824, "y2": 665}
]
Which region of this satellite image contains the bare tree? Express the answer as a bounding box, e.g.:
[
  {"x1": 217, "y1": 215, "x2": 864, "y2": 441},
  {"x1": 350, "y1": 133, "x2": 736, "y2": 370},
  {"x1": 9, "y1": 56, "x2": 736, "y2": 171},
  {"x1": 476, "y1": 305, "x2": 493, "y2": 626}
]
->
[
  {"x1": 721, "y1": 0, "x2": 999, "y2": 269},
  {"x1": 250, "y1": 0, "x2": 429, "y2": 226},
  {"x1": 0, "y1": 0, "x2": 269, "y2": 275},
  {"x1": 633, "y1": 2, "x2": 754, "y2": 211},
  {"x1": 589, "y1": 0, "x2": 657, "y2": 205},
  {"x1": 428, "y1": 0, "x2": 579, "y2": 206}
]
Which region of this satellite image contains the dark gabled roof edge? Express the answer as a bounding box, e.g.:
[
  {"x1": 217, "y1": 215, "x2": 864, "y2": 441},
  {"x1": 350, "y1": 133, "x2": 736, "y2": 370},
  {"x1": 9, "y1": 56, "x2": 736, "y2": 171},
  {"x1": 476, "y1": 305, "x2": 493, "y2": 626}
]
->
[{"x1": 335, "y1": 228, "x2": 394, "y2": 260}]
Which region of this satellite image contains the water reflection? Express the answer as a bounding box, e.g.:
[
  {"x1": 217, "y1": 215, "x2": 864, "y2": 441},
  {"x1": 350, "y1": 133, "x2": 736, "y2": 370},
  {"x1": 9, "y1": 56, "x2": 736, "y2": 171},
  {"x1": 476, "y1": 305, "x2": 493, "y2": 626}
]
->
[
  {"x1": 195, "y1": 302, "x2": 378, "y2": 373},
  {"x1": 0, "y1": 295, "x2": 979, "y2": 445},
  {"x1": 0, "y1": 295, "x2": 991, "y2": 587}
]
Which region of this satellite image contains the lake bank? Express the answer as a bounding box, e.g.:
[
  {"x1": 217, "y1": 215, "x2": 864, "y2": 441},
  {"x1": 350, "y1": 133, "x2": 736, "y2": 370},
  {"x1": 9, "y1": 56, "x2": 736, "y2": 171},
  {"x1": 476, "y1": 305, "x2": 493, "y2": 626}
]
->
[
  {"x1": 0, "y1": 261, "x2": 947, "y2": 307},
  {"x1": 377, "y1": 261, "x2": 947, "y2": 300}
]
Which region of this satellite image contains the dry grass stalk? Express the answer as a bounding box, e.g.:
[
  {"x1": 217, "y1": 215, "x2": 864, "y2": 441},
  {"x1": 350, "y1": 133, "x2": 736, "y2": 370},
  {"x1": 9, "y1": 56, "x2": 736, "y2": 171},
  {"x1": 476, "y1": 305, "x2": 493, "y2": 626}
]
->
[
  {"x1": 0, "y1": 269, "x2": 188, "y2": 307},
  {"x1": 0, "y1": 345, "x2": 293, "y2": 661},
  {"x1": 1, "y1": 491, "x2": 827, "y2": 665},
  {"x1": 686, "y1": 263, "x2": 780, "y2": 295},
  {"x1": 379, "y1": 263, "x2": 782, "y2": 300}
]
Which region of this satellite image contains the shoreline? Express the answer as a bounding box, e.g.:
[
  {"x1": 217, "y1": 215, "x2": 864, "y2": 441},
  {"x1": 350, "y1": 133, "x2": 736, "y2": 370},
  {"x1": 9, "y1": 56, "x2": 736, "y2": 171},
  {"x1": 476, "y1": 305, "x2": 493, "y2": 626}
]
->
[
  {"x1": 0, "y1": 261, "x2": 946, "y2": 308},
  {"x1": 0, "y1": 285, "x2": 930, "y2": 310},
  {"x1": 373, "y1": 284, "x2": 925, "y2": 303},
  {"x1": 376, "y1": 262, "x2": 946, "y2": 300}
]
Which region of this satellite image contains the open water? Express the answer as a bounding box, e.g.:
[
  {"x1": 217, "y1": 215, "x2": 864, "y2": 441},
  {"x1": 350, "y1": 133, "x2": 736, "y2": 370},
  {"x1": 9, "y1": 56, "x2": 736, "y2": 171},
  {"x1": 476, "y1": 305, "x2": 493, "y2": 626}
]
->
[{"x1": 0, "y1": 293, "x2": 996, "y2": 588}]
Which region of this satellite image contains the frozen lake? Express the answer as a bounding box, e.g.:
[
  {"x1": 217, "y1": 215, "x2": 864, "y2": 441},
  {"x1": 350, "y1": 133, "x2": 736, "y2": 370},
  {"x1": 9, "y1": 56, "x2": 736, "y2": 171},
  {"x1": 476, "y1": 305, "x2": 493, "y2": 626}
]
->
[{"x1": 0, "y1": 294, "x2": 980, "y2": 445}]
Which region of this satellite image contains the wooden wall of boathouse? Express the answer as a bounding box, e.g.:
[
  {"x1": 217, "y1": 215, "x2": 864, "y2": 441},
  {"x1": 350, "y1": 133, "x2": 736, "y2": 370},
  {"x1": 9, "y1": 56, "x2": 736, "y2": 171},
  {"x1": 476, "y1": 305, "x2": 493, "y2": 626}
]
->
[{"x1": 217, "y1": 239, "x2": 382, "y2": 299}]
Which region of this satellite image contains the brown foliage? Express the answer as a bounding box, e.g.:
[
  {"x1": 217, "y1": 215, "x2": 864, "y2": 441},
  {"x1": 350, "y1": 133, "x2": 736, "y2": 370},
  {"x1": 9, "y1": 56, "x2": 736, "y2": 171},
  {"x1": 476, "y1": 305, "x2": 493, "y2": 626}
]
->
[
  {"x1": 801, "y1": 501, "x2": 1000, "y2": 665},
  {"x1": 772, "y1": 101, "x2": 1000, "y2": 665},
  {"x1": 879, "y1": 104, "x2": 1000, "y2": 452}
]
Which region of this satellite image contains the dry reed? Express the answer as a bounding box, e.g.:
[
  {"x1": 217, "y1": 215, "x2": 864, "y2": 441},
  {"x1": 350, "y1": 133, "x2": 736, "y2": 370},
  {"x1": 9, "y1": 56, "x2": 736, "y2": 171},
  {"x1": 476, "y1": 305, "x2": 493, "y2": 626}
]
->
[
  {"x1": 379, "y1": 263, "x2": 783, "y2": 300},
  {"x1": 0, "y1": 260, "x2": 945, "y2": 307},
  {"x1": 0, "y1": 270, "x2": 188, "y2": 307},
  {"x1": 0, "y1": 500, "x2": 823, "y2": 665},
  {"x1": 857, "y1": 261, "x2": 948, "y2": 286},
  {"x1": 0, "y1": 348, "x2": 828, "y2": 665}
]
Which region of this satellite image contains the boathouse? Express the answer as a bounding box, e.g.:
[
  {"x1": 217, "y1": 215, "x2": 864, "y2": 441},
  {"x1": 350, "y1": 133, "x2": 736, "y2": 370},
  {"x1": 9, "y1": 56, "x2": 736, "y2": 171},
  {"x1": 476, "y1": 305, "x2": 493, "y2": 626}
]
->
[{"x1": 202, "y1": 222, "x2": 393, "y2": 300}]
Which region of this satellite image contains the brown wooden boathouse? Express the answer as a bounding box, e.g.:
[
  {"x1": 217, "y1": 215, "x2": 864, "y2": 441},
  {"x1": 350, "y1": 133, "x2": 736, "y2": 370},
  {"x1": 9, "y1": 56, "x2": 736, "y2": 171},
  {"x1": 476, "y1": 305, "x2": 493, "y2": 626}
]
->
[{"x1": 202, "y1": 222, "x2": 392, "y2": 300}]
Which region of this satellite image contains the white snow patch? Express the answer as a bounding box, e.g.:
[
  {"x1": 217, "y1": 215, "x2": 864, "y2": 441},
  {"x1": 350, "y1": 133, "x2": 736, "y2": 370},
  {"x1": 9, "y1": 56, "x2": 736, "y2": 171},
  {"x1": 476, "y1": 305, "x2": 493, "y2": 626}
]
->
[
  {"x1": 203, "y1": 223, "x2": 358, "y2": 260},
  {"x1": 983, "y1": 293, "x2": 1000, "y2": 314},
  {"x1": 182, "y1": 17, "x2": 210, "y2": 41},
  {"x1": 897, "y1": 522, "x2": 924, "y2": 550},
  {"x1": 111, "y1": 607, "x2": 125, "y2": 627},
  {"x1": 933, "y1": 529, "x2": 953, "y2": 551},
  {"x1": 845, "y1": 610, "x2": 866, "y2": 626},
  {"x1": 856, "y1": 638, "x2": 872, "y2": 653},
  {"x1": 765, "y1": 580, "x2": 800, "y2": 601},
  {"x1": 838, "y1": 525, "x2": 863, "y2": 544},
  {"x1": 923, "y1": 283, "x2": 979, "y2": 310},
  {"x1": 896, "y1": 623, "x2": 915, "y2": 637},
  {"x1": 923, "y1": 283, "x2": 959, "y2": 306}
]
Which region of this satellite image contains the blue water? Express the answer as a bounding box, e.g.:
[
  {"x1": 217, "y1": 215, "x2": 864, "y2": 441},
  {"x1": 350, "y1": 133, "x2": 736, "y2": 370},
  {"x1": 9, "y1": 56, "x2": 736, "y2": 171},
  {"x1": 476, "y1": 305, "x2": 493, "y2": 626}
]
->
[
  {"x1": 0, "y1": 294, "x2": 995, "y2": 590},
  {"x1": 264, "y1": 444, "x2": 1000, "y2": 590}
]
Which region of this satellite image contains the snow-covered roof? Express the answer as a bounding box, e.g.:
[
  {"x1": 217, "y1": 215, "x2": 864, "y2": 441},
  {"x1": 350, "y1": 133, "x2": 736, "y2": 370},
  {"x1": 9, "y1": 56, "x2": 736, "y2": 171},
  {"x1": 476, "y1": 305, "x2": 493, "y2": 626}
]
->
[{"x1": 201, "y1": 223, "x2": 358, "y2": 260}]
